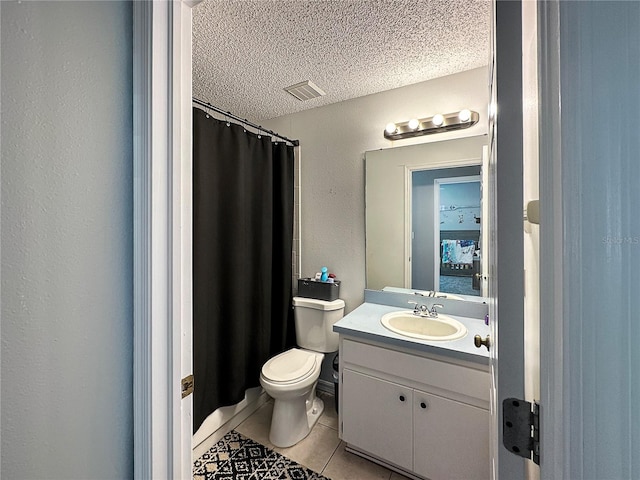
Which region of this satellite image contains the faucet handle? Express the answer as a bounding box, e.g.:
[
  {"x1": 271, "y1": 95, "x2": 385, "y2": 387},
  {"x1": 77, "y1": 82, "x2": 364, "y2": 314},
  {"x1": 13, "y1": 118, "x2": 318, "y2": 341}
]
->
[
  {"x1": 408, "y1": 301, "x2": 429, "y2": 315},
  {"x1": 429, "y1": 304, "x2": 444, "y2": 316}
]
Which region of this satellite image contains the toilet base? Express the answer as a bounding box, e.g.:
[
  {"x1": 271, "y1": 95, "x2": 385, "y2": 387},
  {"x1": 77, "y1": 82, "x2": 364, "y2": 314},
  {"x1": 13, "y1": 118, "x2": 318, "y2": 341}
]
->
[{"x1": 269, "y1": 392, "x2": 324, "y2": 448}]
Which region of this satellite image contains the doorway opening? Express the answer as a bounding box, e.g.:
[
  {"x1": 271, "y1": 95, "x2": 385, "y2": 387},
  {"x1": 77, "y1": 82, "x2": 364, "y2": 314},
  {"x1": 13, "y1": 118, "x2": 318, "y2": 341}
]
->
[{"x1": 409, "y1": 168, "x2": 481, "y2": 296}]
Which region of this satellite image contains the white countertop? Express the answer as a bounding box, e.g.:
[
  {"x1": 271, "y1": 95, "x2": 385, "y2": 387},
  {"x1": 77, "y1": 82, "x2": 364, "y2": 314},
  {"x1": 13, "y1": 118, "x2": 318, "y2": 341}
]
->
[{"x1": 333, "y1": 302, "x2": 491, "y2": 364}]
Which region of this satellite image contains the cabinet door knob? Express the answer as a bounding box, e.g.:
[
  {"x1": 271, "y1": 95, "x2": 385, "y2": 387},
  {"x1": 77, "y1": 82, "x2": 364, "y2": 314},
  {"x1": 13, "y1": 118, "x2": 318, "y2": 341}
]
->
[
  {"x1": 420, "y1": 402, "x2": 427, "y2": 409},
  {"x1": 399, "y1": 395, "x2": 405, "y2": 402}
]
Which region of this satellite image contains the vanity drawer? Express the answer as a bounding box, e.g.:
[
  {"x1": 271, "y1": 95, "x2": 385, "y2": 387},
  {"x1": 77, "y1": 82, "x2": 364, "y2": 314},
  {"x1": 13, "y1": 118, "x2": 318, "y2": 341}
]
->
[{"x1": 342, "y1": 338, "x2": 489, "y2": 402}]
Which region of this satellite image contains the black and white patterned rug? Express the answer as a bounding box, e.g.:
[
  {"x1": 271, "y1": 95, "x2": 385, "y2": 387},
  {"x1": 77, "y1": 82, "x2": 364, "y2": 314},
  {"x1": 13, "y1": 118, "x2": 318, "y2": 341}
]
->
[{"x1": 194, "y1": 430, "x2": 331, "y2": 480}]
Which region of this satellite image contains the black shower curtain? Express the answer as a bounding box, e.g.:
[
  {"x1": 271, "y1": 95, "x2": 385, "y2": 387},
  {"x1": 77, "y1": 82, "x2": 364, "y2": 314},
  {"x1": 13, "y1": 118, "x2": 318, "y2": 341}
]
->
[{"x1": 193, "y1": 107, "x2": 296, "y2": 432}]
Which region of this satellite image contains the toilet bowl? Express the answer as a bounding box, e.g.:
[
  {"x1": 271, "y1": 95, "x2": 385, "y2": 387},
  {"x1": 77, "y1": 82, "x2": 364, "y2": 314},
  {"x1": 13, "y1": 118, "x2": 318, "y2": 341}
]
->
[
  {"x1": 259, "y1": 348, "x2": 324, "y2": 447},
  {"x1": 260, "y1": 296, "x2": 345, "y2": 448}
]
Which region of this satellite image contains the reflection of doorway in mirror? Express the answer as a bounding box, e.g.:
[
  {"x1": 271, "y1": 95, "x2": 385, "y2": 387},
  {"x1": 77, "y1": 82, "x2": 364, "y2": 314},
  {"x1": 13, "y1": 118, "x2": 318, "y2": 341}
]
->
[
  {"x1": 410, "y1": 168, "x2": 481, "y2": 296},
  {"x1": 436, "y1": 177, "x2": 481, "y2": 296}
]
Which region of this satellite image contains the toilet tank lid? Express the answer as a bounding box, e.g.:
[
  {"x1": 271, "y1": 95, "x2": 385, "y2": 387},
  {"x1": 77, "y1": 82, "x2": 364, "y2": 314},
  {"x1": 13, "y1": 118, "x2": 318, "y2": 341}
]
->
[{"x1": 293, "y1": 297, "x2": 345, "y2": 311}]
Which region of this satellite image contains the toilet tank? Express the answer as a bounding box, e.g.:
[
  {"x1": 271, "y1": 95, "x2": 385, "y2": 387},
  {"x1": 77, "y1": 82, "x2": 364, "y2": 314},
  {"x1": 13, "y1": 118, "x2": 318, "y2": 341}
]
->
[{"x1": 292, "y1": 296, "x2": 345, "y2": 352}]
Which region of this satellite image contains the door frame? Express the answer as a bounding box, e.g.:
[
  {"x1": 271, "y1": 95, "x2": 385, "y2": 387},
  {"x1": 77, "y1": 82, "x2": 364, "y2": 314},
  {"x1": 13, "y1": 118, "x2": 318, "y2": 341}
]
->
[
  {"x1": 132, "y1": 1, "x2": 561, "y2": 479},
  {"x1": 490, "y1": 0, "x2": 527, "y2": 478},
  {"x1": 537, "y1": 1, "x2": 565, "y2": 476},
  {"x1": 132, "y1": 1, "x2": 199, "y2": 478},
  {"x1": 432, "y1": 175, "x2": 481, "y2": 293}
]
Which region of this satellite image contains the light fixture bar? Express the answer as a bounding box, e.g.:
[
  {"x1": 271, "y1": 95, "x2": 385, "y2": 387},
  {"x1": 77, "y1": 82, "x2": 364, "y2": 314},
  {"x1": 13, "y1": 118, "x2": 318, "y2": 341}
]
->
[{"x1": 383, "y1": 110, "x2": 480, "y2": 140}]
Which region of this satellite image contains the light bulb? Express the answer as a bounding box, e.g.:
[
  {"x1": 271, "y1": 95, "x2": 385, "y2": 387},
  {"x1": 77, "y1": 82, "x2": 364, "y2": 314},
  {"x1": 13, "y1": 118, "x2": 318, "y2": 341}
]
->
[
  {"x1": 432, "y1": 114, "x2": 444, "y2": 127},
  {"x1": 385, "y1": 123, "x2": 397, "y2": 134},
  {"x1": 459, "y1": 109, "x2": 471, "y2": 122},
  {"x1": 408, "y1": 118, "x2": 420, "y2": 130}
]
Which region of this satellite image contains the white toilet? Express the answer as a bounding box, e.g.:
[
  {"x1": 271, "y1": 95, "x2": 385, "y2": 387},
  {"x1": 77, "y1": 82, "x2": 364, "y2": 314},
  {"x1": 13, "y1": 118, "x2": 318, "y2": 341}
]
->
[{"x1": 260, "y1": 296, "x2": 345, "y2": 447}]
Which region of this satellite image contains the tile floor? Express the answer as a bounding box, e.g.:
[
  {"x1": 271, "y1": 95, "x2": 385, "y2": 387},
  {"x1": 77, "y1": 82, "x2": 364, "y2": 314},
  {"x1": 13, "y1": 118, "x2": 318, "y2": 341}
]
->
[
  {"x1": 438, "y1": 275, "x2": 481, "y2": 297},
  {"x1": 197, "y1": 390, "x2": 412, "y2": 480}
]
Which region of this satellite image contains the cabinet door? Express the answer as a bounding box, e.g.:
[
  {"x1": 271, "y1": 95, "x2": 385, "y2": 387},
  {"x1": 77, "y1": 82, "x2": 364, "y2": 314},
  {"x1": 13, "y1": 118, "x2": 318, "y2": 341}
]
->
[
  {"x1": 413, "y1": 390, "x2": 490, "y2": 480},
  {"x1": 342, "y1": 369, "x2": 413, "y2": 470}
]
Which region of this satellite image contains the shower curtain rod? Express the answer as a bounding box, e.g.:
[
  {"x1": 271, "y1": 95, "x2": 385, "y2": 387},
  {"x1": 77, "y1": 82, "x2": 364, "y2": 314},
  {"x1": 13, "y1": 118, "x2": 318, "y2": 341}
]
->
[{"x1": 192, "y1": 97, "x2": 300, "y2": 146}]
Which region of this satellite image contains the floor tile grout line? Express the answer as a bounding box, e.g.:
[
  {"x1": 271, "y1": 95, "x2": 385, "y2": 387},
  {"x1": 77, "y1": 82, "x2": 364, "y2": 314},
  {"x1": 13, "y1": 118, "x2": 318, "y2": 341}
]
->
[{"x1": 319, "y1": 439, "x2": 343, "y2": 476}]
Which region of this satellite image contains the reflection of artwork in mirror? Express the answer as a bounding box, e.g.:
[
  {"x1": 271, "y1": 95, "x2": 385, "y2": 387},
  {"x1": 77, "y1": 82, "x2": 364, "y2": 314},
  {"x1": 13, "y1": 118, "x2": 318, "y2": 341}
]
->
[{"x1": 410, "y1": 168, "x2": 481, "y2": 296}]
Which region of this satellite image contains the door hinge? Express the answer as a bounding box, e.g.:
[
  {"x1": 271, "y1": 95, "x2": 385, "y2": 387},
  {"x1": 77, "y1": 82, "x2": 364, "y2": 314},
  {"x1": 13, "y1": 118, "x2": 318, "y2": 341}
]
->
[
  {"x1": 181, "y1": 374, "x2": 194, "y2": 399},
  {"x1": 502, "y1": 398, "x2": 540, "y2": 465}
]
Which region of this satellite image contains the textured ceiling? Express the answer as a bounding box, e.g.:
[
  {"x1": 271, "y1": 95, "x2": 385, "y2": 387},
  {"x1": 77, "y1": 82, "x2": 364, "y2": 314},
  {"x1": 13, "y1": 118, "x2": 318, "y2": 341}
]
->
[{"x1": 193, "y1": 0, "x2": 490, "y2": 122}]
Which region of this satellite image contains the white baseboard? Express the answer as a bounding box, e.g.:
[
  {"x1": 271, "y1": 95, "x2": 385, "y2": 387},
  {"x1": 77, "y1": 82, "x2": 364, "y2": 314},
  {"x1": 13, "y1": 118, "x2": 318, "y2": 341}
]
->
[
  {"x1": 316, "y1": 378, "x2": 335, "y2": 395},
  {"x1": 192, "y1": 380, "x2": 335, "y2": 460},
  {"x1": 192, "y1": 387, "x2": 270, "y2": 459}
]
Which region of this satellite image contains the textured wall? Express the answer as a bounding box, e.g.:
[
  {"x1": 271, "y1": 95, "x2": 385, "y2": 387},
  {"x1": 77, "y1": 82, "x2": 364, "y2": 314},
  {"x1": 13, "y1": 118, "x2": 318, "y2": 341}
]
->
[
  {"x1": 557, "y1": 2, "x2": 640, "y2": 478},
  {"x1": 264, "y1": 68, "x2": 487, "y2": 384},
  {"x1": 1, "y1": 2, "x2": 133, "y2": 478},
  {"x1": 264, "y1": 67, "x2": 488, "y2": 314}
]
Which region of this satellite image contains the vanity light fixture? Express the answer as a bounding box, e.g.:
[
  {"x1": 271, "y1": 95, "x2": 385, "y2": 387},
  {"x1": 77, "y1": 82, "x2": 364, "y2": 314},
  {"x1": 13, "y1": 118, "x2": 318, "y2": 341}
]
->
[
  {"x1": 408, "y1": 118, "x2": 420, "y2": 130},
  {"x1": 459, "y1": 109, "x2": 472, "y2": 122},
  {"x1": 385, "y1": 122, "x2": 398, "y2": 135},
  {"x1": 383, "y1": 110, "x2": 480, "y2": 140}
]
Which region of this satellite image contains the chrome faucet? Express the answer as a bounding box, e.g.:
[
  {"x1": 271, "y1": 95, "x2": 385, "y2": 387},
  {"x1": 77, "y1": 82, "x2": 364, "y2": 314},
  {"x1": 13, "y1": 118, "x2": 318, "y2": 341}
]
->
[
  {"x1": 408, "y1": 302, "x2": 444, "y2": 318},
  {"x1": 409, "y1": 301, "x2": 428, "y2": 315},
  {"x1": 414, "y1": 290, "x2": 437, "y2": 297}
]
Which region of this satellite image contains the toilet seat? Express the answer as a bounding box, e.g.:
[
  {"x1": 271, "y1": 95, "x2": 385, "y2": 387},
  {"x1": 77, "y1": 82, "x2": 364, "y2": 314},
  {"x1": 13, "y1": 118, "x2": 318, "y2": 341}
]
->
[{"x1": 261, "y1": 348, "x2": 318, "y2": 385}]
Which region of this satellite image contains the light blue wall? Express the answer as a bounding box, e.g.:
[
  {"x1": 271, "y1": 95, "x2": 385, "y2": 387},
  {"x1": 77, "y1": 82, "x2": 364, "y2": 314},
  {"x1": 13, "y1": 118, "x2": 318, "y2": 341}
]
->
[
  {"x1": 557, "y1": 1, "x2": 640, "y2": 478},
  {"x1": 1, "y1": 2, "x2": 133, "y2": 478}
]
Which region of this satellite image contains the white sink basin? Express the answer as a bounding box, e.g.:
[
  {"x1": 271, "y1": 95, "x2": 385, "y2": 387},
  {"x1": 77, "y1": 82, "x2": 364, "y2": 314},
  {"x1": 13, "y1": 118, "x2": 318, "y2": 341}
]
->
[{"x1": 380, "y1": 310, "x2": 468, "y2": 341}]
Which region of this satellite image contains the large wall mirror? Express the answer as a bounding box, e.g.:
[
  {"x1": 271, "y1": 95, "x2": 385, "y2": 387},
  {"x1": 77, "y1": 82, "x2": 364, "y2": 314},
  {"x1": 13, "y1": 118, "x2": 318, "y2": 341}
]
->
[{"x1": 365, "y1": 135, "x2": 488, "y2": 303}]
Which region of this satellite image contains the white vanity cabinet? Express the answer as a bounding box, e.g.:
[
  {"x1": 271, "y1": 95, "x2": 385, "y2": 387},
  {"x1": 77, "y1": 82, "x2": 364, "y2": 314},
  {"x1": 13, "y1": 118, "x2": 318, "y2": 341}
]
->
[
  {"x1": 412, "y1": 389, "x2": 489, "y2": 479},
  {"x1": 339, "y1": 337, "x2": 490, "y2": 480},
  {"x1": 342, "y1": 369, "x2": 414, "y2": 470}
]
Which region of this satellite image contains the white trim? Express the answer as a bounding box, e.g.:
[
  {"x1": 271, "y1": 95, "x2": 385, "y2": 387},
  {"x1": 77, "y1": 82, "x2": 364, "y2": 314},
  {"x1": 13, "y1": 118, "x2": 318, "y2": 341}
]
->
[
  {"x1": 133, "y1": 1, "x2": 196, "y2": 478},
  {"x1": 192, "y1": 388, "x2": 269, "y2": 457},
  {"x1": 172, "y1": 0, "x2": 195, "y2": 475},
  {"x1": 537, "y1": 1, "x2": 565, "y2": 477},
  {"x1": 481, "y1": 146, "x2": 489, "y2": 298},
  {"x1": 295, "y1": 146, "x2": 302, "y2": 279},
  {"x1": 403, "y1": 166, "x2": 412, "y2": 288},
  {"x1": 316, "y1": 378, "x2": 335, "y2": 395}
]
